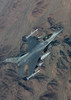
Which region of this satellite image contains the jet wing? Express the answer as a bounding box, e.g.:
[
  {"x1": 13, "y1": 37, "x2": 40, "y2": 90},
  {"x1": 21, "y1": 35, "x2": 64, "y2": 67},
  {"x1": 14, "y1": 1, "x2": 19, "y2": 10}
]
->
[
  {"x1": 18, "y1": 62, "x2": 26, "y2": 78},
  {"x1": 18, "y1": 37, "x2": 40, "y2": 78},
  {"x1": 27, "y1": 36, "x2": 40, "y2": 52},
  {"x1": 28, "y1": 51, "x2": 41, "y2": 77},
  {"x1": 18, "y1": 51, "x2": 41, "y2": 78}
]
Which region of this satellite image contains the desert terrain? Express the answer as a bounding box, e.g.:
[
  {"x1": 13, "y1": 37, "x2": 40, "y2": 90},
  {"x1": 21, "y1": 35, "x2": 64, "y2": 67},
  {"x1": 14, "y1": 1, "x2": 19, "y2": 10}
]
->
[{"x1": 0, "y1": 0, "x2": 71, "y2": 100}]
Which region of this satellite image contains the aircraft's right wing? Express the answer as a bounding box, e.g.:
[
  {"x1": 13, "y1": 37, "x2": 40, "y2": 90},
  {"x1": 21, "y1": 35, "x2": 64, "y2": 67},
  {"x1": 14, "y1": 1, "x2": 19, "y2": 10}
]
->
[
  {"x1": 28, "y1": 51, "x2": 41, "y2": 77},
  {"x1": 18, "y1": 50, "x2": 41, "y2": 78},
  {"x1": 18, "y1": 62, "x2": 26, "y2": 78},
  {"x1": 27, "y1": 36, "x2": 40, "y2": 52}
]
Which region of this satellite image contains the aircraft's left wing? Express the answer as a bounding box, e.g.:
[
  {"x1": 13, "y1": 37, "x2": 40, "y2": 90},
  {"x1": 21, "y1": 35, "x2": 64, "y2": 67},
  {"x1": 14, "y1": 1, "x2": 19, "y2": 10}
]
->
[
  {"x1": 27, "y1": 36, "x2": 40, "y2": 52},
  {"x1": 28, "y1": 51, "x2": 41, "y2": 77}
]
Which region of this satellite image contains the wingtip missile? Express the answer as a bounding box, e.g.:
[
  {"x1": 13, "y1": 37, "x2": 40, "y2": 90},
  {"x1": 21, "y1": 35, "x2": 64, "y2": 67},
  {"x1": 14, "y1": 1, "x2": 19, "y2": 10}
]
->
[
  {"x1": 27, "y1": 69, "x2": 40, "y2": 80},
  {"x1": 26, "y1": 29, "x2": 38, "y2": 39}
]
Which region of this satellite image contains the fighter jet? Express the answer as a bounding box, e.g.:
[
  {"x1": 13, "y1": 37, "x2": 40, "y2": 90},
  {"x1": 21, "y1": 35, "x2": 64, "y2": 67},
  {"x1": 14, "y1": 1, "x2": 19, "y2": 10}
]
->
[{"x1": 4, "y1": 28, "x2": 63, "y2": 80}]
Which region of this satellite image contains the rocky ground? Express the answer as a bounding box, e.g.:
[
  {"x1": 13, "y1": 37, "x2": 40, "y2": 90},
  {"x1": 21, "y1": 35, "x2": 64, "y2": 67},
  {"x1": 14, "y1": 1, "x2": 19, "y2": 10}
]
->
[{"x1": 0, "y1": 0, "x2": 71, "y2": 100}]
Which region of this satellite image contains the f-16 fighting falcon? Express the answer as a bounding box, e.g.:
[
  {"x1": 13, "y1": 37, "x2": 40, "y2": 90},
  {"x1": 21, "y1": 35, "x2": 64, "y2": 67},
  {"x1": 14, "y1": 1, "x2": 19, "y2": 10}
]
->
[{"x1": 4, "y1": 28, "x2": 63, "y2": 80}]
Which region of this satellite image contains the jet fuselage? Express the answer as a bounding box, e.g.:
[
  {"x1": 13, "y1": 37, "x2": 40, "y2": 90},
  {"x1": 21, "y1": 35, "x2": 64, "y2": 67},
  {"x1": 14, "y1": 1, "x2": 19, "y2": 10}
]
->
[{"x1": 18, "y1": 28, "x2": 63, "y2": 66}]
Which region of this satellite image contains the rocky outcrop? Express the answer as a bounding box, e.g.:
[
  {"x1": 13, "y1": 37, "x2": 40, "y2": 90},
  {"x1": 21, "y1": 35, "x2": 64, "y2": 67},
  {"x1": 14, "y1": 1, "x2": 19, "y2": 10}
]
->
[{"x1": 39, "y1": 79, "x2": 59, "y2": 100}]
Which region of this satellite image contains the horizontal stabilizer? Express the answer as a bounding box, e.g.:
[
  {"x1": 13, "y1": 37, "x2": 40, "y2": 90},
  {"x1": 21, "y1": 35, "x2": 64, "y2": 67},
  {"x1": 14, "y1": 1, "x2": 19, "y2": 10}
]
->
[
  {"x1": 4, "y1": 53, "x2": 29, "y2": 64},
  {"x1": 4, "y1": 57, "x2": 20, "y2": 63}
]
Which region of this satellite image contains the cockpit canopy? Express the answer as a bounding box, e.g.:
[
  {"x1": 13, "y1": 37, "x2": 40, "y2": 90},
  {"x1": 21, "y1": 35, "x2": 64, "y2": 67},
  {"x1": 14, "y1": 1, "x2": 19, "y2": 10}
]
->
[{"x1": 43, "y1": 33, "x2": 52, "y2": 41}]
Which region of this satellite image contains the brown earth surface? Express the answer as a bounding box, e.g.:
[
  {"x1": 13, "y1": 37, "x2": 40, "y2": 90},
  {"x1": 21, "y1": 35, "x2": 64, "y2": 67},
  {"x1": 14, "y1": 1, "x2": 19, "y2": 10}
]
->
[{"x1": 0, "y1": 0, "x2": 71, "y2": 100}]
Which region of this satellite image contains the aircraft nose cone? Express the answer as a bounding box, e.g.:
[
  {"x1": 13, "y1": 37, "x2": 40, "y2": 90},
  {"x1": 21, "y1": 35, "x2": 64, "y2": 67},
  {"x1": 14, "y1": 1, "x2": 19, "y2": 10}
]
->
[
  {"x1": 55, "y1": 28, "x2": 64, "y2": 35},
  {"x1": 59, "y1": 28, "x2": 64, "y2": 32}
]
